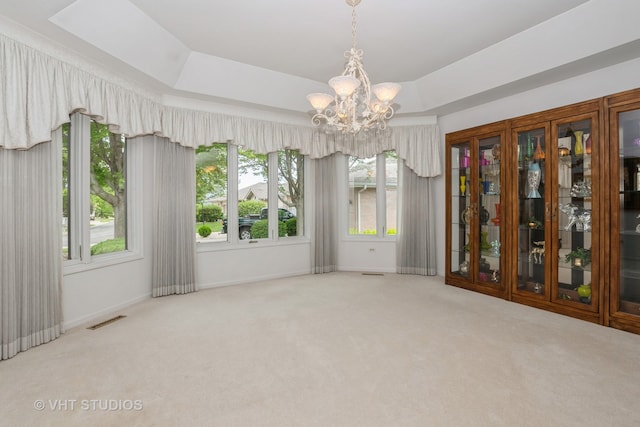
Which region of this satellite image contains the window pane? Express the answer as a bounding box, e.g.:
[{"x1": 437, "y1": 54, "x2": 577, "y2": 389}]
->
[
  {"x1": 195, "y1": 143, "x2": 228, "y2": 243},
  {"x1": 348, "y1": 155, "x2": 377, "y2": 235},
  {"x1": 89, "y1": 121, "x2": 127, "y2": 255},
  {"x1": 61, "y1": 123, "x2": 71, "y2": 260},
  {"x1": 385, "y1": 151, "x2": 398, "y2": 235},
  {"x1": 278, "y1": 149, "x2": 304, "y2": 238},
  {"x1": 238, "y1": 148, "x2": 268, "y2": 240}
]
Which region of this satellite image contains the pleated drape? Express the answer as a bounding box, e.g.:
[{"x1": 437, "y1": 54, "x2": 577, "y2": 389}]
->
[
  {"x1": 0, "y1": 134, "x2": 63, "y2": 360},
  {"x1": 0, "y1": 33, "x2": 441, "y2": 179},
  {"x1": 396, "y1": 161, "x2": 437, "y2": 276},
  {"x1": 152, "y1": 137, "x2": 197, "y2": 297},
  {"x1": 312, "y1": 154, "x2": 339, "y2": 273}
]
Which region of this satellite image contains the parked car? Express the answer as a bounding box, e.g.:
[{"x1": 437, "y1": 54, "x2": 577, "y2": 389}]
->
[{"x1": 221, "y1": 208, "x2": 295, "y2": 239}]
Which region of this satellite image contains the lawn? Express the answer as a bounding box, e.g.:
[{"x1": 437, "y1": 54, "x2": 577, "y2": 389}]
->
[{"x1": 195, "y1": 221, "x2": 222, "y2": 234}]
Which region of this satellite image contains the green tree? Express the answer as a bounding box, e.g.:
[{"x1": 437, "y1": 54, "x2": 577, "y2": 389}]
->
[
  {"x1": 238, "y1": 200, "x2": 266, "y2": 217},
  {"x1": 196, "y1": 144, "x2": 227, "y2": 206},
  {"x1": 62, "y1": 124, "x2": 70, "y2": 219},
  {"x1": 197, "y1": 204, "x2": 223, "y2": 222},
  {"x1": 90, "y1": 122, "x2": 126, "y2": 239},
  {"x1": 239, "y1": 148, "x2": 303, "y2": 211},
  {"x1": 91, "y1": 194, "x2": 113, "y2": 218}
]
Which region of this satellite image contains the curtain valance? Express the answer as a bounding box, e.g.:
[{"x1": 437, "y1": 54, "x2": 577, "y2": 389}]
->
[{"x1": 0, "y1": 33, "x2": 441, "y2": 177}]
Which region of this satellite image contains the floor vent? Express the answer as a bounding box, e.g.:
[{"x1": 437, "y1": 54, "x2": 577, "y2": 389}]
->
[
  {"x1": 87, "y1": 315, "x2": 126, "y2": 330},
  {"x1": 362, "y1": 272, "x2": 384, "y2": 276}
]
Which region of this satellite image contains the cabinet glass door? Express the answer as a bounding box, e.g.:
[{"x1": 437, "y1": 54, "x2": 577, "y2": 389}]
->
[
  {"x1": 616, "y1": 108, "x2": 640, "y2": 314},
  {"x1": 477, "y1": 136, "x2": 501, "y2": 284},
  {"x1": 516, "y1": 127, "x2": 548, "y2": 296},
  {"x1": 554, "y1": 118, "x2": 594, "y2": 306},
  {"x1": 450, "y1": 142, "x2": 471, "y2": 278}
]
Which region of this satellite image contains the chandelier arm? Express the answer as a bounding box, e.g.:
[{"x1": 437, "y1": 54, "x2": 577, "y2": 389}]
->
[{"x1": 306, "y1": 0, "x2": 400, "y2": 134}]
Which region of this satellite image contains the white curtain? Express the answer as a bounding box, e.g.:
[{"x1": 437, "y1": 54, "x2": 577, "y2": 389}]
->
[
  {"x1": 0, "y1": 33, "x2": 440, "y2": 179},
  {"x1": 312, "y1": 154, "x2": 339, "y2": 273},
  {"x1": 0, "y1": 134, "x2": 63, "y2": 360},
  {"x1": 397, "y1": 160, "x2": 437, "y2": 276},
  {"x1": 0, "y1": 30, "x2": 443, "y2": 355},
  {"x1": 152, "y1": 137, "x2": 197, "y2": 297}
]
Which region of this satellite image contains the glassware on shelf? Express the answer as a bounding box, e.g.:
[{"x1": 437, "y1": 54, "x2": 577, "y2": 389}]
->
[
  {"x1": 491, "y1": 203, "x2": 500, "y2": 225},
  {"x1": 527, "y1": 162, "x2": 542, "y2": 198},
  {"x1": 577, "y1": 283, "x2": 592, "y2": 304},
  {"x1": 574, "y1": 130, "x2": 584, "y2": 155},
  {"x1": 490, "y1": 240, "x2": 500, "y2": 256},
  {"x1": 461, "y1": 149, "x2": 470, "y2": 168},
  {"x1": 459, "y1": 175, "x2": 467, "y2": 195},
  {"x1": 461, "y1": 206, "x2": 472, "y2": 225},
  {"x1": 459, "y1": 260, "x2": 469, "y2": 277},
  {"x1": 569, "y1": 180, "x2": 592, "y2": 198},
  {"x1": 559, "y1": 203, "x2": 592, "y2": 232},
  {"x1": 526, "y1": 134, "x2": 534, "y2": 160},
  {"x1": 533, "y1": 135, "x2": 545, "y2": 161},
  {"x1": 480, "y1": 206, "x2": 490, "y2": 224},
  {"x1": 518, "y1": 144, "x2": 523, "y2": 162},
  {"x1": 491, "y1": 144, "x2": 501, "y2": 162}
]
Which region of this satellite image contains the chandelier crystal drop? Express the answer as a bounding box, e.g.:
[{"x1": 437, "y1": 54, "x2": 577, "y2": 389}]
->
[{"x1": 307, "y1": 0, "x2": 401, "y2": 134}]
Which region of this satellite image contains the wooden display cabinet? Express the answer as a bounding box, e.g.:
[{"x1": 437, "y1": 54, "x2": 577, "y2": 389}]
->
[
  {"x1": 508, "y1": 100, "x2": 603, "y2": 324},
  {"x1": 445, "y1": 89, "x2": 640, "y2": 333},
  {"x1": 605, "y1": 88, "x2": 640, "y2": 334},
  {"x1": 445, "y1": 122, "x2": 507, "y2": 299}
]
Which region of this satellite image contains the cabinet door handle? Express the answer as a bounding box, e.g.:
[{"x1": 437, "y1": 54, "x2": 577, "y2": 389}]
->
[
  {"x1": 552, "y1": 205, "x2": 558, "y2": 221},
  {"x1": 545, "y1": 203, "x2": 551, "y2": 221}
]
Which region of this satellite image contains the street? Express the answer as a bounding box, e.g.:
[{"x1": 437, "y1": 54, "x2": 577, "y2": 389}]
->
[{"x1": 62, "y1": 220, "x2": 114, "y2": 248}]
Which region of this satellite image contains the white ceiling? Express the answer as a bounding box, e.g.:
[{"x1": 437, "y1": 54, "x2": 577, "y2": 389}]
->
[{"x1": 1, "y1": 0, "x2": 639, "y2": 119}]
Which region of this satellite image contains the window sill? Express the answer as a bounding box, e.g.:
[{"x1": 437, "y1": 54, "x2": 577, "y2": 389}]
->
[
  {"x1": 343, "y1": 235, "x2": 397, "y2": 242},
  {"x1": 63, "y1": 251, "x2": 144, "y2": 276},
  {"x1": 196, "y1": 237, "x2": 310, "y2": 254}
]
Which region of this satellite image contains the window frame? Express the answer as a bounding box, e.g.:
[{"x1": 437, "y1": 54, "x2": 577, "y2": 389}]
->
[
  {"x1": 196, "y1": 145, "x2": 309, "y2": 251},
  {"x1": 344, "y1": 151, "x2": 397, "y2": 240},
  {"x1": 63, "y1": 113, "x2": 142, "y2": 275}
]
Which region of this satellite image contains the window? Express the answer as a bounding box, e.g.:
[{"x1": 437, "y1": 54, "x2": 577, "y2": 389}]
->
[
  {"x1": 62, "y1": 123, "x2": 71, "y2": 260},
  {"x1": 196, "y1": 144, "x2": 306, "y2": 244},
  {"x1": 384, "y1": 151, "x2": 398, "y2": 235},
  {"x1": 62, "y1": 113, "x2": 138, "y2": 266},
  {"x1": 277, "y1": 149, "x2": 304, "y2": 239},
  {"x1": 195, "y1": 143, "x2": 227, "y2": 243},
  {"x1": 237, "y1": 147, "x2": 268, "y2": 239},
  {"x1": 347, "y1": 151, "x2": 397, "y2": 236},
  {"x1": 89, "y1": 120, "x2": 127, "y2": 254}
]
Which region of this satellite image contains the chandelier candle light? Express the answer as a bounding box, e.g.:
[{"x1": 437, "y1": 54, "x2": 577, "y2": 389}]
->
[{"x1": 307, "y1": 0, "x2": 401, "y2": 134}]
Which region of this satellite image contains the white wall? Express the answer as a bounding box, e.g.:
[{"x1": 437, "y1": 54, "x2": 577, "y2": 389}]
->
[
  {"x1": 9, "y1": 6, "x2": 638, "y2": 327},
  {"x1": 337, "y1": 240, "x2": 397, "y2": 273},
  {"x1": 62, "y1": 140, "x2": 156, "y2": 329},
  {"x1": 62, "y1": 139, "x2": 313, "y2": 329},
  {"x1": 197, "y1": 242, "x2": 311, "y2": 288},
  {"x1": 435, "y1": 57, "x2": 640, "y2": 276}
]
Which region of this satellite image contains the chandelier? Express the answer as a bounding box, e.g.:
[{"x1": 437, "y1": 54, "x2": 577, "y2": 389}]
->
[{"x1": 307, "y1": 0, "x2": 401, "y2": 134}]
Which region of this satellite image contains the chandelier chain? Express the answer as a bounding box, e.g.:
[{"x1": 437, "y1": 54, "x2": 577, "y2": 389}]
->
[
  {"x1": 306, "y1": 0, "x2": 401, "y2": 134},
  {"x1": 351, "y1": 4, "x2": 357, "y2": 50}
]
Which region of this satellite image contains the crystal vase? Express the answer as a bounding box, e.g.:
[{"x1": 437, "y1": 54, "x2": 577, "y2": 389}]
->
[
  {"x1": 533, "y1": 135, "x2": 545, "y2": 161},
  {"x1": 574, "y1": 130, "x2": 584, "y2": 155},
  {"x1": 527, "y1": 162, "x2": 542, "y2": 198},
  {"x1": 491, "y1": 203, "x2": 500, "y2": 225}
]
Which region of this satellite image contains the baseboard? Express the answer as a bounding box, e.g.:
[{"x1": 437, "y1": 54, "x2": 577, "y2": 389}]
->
[
  {"x1": 198, "y1": 269, "x2": 312, "y2": 289},
  {"x1": 337, "y1": 266, "x2": 397, "y2": 274},
  {"x1": 63, "y1": 293, "x2": 151, "y2": 330}
]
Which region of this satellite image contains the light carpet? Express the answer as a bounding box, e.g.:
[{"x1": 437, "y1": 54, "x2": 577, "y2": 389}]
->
[{"x1": 1, "y1": 272, "x2": 640, "y2": 426}]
